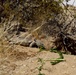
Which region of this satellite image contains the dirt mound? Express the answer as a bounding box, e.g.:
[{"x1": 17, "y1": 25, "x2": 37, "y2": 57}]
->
[{"x1": 0, "y1": 45, "x2": 76, "y2": 75}]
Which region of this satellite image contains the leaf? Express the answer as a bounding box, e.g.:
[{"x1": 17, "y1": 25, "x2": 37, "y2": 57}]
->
[
  {"x1": 50, "y1": 48, "x2": 65, "y2": 65},
  {"x1": 50, "y1": 58, "x2": 64, "y2": 65}
]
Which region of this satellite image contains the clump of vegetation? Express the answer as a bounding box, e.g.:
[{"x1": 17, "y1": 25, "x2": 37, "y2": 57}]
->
[
  {"x1": 0, "y1": 0, "x2": 64, "y2": 27},
  {"x1": 39, "y1": 46, "x2": 45, "y2": 52},
  {"x1": 32, "y1": 0, "x2": 63, "y2": 22},
  {"x1": 38, "y1": 58, "x2": 45, "y2": 75},
  {"x1": 50, "y1": 48, "x2": 65, "y2": 65},
  {"x1": 37, "y1": 48, "x2": 65, "y2": 75}
]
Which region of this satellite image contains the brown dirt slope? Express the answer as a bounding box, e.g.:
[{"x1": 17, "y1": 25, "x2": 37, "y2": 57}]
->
[{"x1": 0, "y1": 45, "x2": 76, "y2": 75}]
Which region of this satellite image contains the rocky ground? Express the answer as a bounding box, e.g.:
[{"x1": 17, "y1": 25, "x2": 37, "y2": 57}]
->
[
  {"x1": 0, "y1": 14, "x2": 76, "y2": 75},
  {"x1": 0, "y1": 1, "x2": 76, "y2": 75}
]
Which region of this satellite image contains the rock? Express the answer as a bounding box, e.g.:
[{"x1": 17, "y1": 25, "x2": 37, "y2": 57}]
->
[
  {"x1": 18, "y1": 34, "x2": 33, "y2": 46},
  {"x1": 9, "y1": 36, "x2": 32, "y2": 46},
  {"x1": 29, "y1": 40, "x2": 38, "y2": 48},
  {"x1": 20, "y1": 40, "x2": 32, "y2": 47},
  {"x1": 9, "y1": 34, "x2": 33, "y2": 46},
  {"x1": 29, "y1": 39, "x2": 45, "y2": 48},
  {"x1": 7, "y1": 29, "x2": 45, "y2": 48},
  {"x1": 35, "y1": 39, "x2": 44, "y2": 48}
]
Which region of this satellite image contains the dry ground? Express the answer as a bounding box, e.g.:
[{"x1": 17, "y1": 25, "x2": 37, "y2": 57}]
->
[{"x1": 0, "y1": 45, "x2": 76, "y2": 75}]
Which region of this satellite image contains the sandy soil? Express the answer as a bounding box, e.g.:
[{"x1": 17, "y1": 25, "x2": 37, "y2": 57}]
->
[{"x1": 0, "y1": 45, "x2": 76, "y2": 75}]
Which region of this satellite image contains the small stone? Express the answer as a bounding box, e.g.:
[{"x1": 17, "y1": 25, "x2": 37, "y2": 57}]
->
[
  {"x1": 29, "y1": 41, "x2": 38, "y2": 48},
  {"x1": 20, "y1": 39, "x2": 32, "y2": 47},
  {"x1": 29, "y1": 39, "x2": 45, "y2": 48},
  {"x1": 35, "y1": 40, "x2": 45, "y2": 48}
]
